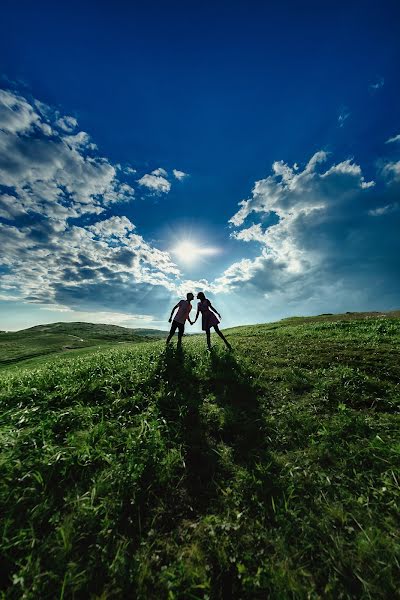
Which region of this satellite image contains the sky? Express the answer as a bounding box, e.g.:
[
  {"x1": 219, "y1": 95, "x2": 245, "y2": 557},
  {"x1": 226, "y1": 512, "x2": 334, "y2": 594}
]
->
[{"x1": 0, "y1": 0, "x2": 400, "y2": 331}]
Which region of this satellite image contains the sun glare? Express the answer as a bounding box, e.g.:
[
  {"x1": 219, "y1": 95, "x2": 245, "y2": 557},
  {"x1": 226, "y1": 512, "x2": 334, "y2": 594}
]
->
[
  {"x1": 172, "y1": 239, "x2": 219, "y2": 265},
  {"x1": 173, "y1": 241, "x2": 200, "y2": 263}
]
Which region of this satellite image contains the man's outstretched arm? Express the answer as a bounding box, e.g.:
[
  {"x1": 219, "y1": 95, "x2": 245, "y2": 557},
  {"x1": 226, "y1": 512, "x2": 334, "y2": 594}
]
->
[{"x1": 169, "y1": 304, "x2": 179, "y2": 322}]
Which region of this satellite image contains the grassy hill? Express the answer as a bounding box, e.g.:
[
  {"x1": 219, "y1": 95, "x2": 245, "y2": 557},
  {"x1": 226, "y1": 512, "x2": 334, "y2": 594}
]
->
[
  {"x1": 0, "y1": 321, "x2": 167, "y2": 367},
  {"x1": 0, "y1": 312, "x2": 399, "y2": 598}
]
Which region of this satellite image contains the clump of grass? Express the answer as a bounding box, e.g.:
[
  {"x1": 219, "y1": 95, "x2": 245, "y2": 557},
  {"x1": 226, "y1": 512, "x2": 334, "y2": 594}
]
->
[{"x1": 1, "y1": 315, "x2": 399, "y2": 598}]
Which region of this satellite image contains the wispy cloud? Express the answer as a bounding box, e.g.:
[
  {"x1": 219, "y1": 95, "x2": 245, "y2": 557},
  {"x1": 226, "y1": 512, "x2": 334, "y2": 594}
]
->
[
  {"x1": 368, "y1": 203, "x2": 398, "y2": 216},
  {"x1": 338, "y1": 106, "x2": 350, "y2": 127},
  {"x1": 385, "y1": 133, "x2": 400, "y2": 144},
  {"x1": 382, "y1": 161, "x2": 400, "y2": 182},
  {"x1": 369, "y1": 77, "x2": 384, "y2": 92}
]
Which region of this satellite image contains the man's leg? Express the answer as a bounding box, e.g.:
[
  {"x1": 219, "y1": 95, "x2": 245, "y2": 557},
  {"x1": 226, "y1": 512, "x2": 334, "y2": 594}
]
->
[
  {"x1": 166, "y1": 320, "x2": 178, "y2": 343},
  {"x1": 177, "y1": 322, "x2": 184, "y2": 346}
]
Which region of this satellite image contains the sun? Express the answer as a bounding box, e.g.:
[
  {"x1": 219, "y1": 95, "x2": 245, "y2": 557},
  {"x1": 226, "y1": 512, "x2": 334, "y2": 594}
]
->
[
  {"x1": 171, "y1": 239, "x2": 220, "y2": 265},
  {"x1": 172, "y1": 240, "x2": 199, "y2": 264}
]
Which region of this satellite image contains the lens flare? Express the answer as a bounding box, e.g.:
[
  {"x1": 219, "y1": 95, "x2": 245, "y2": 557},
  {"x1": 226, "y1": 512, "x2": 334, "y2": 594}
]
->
[{"x1": 171, "y1": 240, "x2": 219, "y2": 264}]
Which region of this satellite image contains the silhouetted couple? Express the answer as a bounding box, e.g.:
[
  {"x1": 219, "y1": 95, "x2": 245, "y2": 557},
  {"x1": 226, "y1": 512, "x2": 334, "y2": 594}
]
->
[{"x1": 166, "y1": 292, "x2": 232, "y2": 350}]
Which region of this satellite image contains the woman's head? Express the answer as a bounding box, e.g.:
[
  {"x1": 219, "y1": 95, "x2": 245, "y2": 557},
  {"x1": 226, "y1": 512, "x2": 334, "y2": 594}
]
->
[{"x1": 197, "y1": 291, "x2": 206, "y2": 301}]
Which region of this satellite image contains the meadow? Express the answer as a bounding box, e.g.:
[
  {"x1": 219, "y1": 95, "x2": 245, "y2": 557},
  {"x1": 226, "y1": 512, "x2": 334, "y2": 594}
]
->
[
  {"x1": 0, "y1": 313, "x2": 399, "y2": 599},
  {"x1": 0, "y1": 322, "x2": 166, "y2": 368}
]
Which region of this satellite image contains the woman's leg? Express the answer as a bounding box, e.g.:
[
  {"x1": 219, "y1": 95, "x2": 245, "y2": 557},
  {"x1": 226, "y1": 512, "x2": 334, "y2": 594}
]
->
[
  {"x1": 206, "y1": 329, "x2": 211, "y2": 349},
  {"x1": 214, "y1": 325, "x2": 232, "y2": 349}
]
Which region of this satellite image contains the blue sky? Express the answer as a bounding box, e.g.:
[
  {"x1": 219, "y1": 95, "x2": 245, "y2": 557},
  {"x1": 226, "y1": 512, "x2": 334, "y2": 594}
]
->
[{"x1": 1, "y1": 0, "x2": 399, "y2": 331}]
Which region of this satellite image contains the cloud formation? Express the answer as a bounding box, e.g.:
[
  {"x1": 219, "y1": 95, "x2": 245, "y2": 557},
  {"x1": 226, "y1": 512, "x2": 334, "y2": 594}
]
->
[
  {"x1": 136, "y1": 167, "x2": 188, "y2": 193},
  {"x1": 1, "y1": 86, "x2": 399, "y2": 327},
  {"x1": 0, "y1": 89, "x2": 136, "y2": 225},
  {"x1": 219, "y1": 150, "x2": 400, "y2": 315},
  {"x1": 0, "y1": 88, "x2": 187, "y2": 321}
]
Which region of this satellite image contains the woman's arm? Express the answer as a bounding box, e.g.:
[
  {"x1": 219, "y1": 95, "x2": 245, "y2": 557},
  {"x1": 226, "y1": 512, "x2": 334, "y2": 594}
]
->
[
  {"x1": 192, "y1": 308, "x2": 200, "y2": 323},
  {"x1": 209, "y1": 303, "x2": 221, "y2": 318}
]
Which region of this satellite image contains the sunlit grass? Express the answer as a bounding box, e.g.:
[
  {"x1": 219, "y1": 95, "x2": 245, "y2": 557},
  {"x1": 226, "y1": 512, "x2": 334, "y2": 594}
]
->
[{"x1": 0, "y1": 314, "x2": 399, "y2": 598}]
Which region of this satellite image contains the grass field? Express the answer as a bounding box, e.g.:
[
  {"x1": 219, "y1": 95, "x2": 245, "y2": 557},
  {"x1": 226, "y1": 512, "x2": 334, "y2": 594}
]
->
[
  {"x1": 0, "y1": 312, "x2": 399, "y2": 599},
  {"x1": 0, "y1": 322, "x2": 167, "y2": 368}
]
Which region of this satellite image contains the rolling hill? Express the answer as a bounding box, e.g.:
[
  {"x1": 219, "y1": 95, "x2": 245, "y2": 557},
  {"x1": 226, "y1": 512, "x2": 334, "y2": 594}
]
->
[{"x1": 0, "y1": 321, "x2": 167, "y2": 367}]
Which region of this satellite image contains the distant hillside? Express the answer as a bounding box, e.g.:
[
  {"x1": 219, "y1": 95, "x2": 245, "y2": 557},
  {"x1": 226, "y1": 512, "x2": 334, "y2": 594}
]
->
[
  {"x1": 224, "y1": 309, "x2": 400, "y2": 335},
  {"x1": 0, "y1": 321, "x2": 168, "y2": 366}
]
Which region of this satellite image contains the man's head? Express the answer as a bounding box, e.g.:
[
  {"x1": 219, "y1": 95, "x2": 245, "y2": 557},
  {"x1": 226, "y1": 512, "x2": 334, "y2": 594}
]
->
[{"x1": 186, "y1": 292, "x2": 194, "y2": 301}]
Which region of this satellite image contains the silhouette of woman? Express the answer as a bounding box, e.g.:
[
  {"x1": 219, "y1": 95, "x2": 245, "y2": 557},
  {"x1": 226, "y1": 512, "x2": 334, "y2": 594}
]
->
[{"x1": 191, "y1": 292, "x2": 232, "y2": 350}]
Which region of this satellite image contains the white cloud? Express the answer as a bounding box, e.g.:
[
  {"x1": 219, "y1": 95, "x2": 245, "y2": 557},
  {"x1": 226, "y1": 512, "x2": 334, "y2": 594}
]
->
[
  {"x1": 322, "y1": 160, "x2": 375, "y2": 188},
  {"x1": 173, "y1": 169, "x2": 188, "y2": 180},
  {"x1": 230, "y1": 152, "x2": 374, "y2": 228},
  {"x1": 0, "y1": 88, "x2": 184, "y2": 318},
  {"x1": 56, "y1": 115, "x2": 78, "y2": 132},
  {"x1": 0, "y1": 89, "x2": 138, "y2": 228},
  {"x1": 0, "y1": 89, "x2": 40, "y2": 133},
  {"x1": 137, "y1": 173, "x2": 171, "y2": 194},
  {"x1": 224, "y1": 150, "x2": 400, "y2": 301},
  {"x1": 89, "y1": 216, "x2": 136, "y2": 238},
  {"x1": 0, "y1": 293, "x2": 21, "y2": 301},
  {"x1": 231, "y1": 223, "x2": 267, "y2": 243},
  {"x1": 382, "y1": 161, "x2": 400, "y2": 182},
  {"x1": 385, "y1": 134, "x2": 400, "y2": 144},
  {"x1": 0, "y1": 193, "x2": 28, "y2": 219},
  {"x1": 123, "y1": 166, "x2": 137, "y2": 175},
  {"x1": 64, "y1": 131, "x2": 97, "y2": 150},
  {"x1": 151, "y1": 167, "x2": 168, "y2": 177},
  {"x1": 214, "y1": 256, "x2": 264, "y2": 289}
]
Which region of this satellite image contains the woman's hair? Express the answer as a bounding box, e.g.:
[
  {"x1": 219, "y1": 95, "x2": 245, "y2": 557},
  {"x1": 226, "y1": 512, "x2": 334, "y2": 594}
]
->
[{"x1": 197, "y1": 291, "x2": 206, "y2": 302}]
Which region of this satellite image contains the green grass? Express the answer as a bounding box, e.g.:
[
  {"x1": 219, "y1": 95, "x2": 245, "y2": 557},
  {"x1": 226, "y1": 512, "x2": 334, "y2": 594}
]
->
[
  {"x1": 0, "y1": 322, "x2": 167, "y2": 368},
  {"x1": 0, "y1": 313, "x2": 399, "y2": 599}
]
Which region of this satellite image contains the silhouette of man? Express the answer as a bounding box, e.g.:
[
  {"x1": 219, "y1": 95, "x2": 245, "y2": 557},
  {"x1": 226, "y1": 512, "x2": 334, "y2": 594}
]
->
[{"x1": 166, "y1": 292, "x2": 194, "y2": 346}]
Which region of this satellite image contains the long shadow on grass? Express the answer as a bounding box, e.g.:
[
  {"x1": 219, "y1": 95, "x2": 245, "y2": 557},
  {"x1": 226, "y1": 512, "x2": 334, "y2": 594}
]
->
[
  {"x1": 157, "y1": 345, "x2": 267, "y2": 511},
  {"x1": 207, "y1": 349, "x2": 266, "y2": 465},
  {"x1": 157, "y1": 345, "x2": 219, "y2": 511}
]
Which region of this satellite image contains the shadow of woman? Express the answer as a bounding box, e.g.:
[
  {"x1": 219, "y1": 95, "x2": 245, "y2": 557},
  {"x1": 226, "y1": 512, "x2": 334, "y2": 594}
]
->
[{"x1": 206, "y1": 348, "x2": 266, "y2": 465}]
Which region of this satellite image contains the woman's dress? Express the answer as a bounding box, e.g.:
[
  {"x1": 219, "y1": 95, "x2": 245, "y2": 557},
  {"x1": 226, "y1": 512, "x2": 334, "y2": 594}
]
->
[{"x1": 198, "y1": 299, "x2": 220, "y2": 331}]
